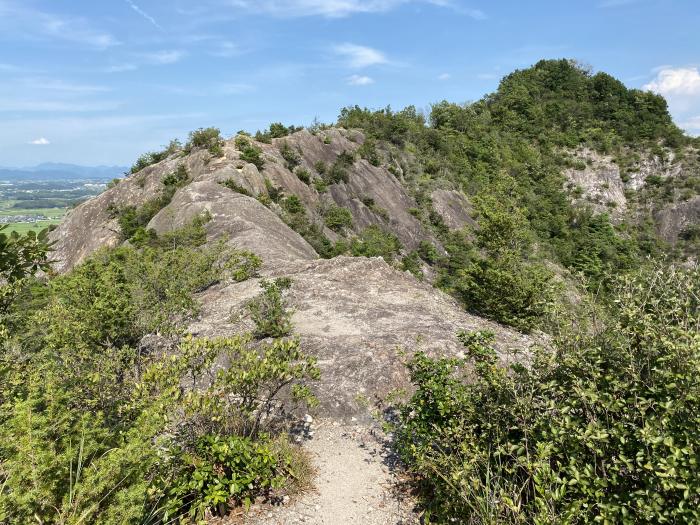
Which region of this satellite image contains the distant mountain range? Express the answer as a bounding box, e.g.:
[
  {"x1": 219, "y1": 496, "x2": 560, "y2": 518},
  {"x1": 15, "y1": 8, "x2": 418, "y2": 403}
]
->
[{"x1": 0, "y1": 163, "x2": 128, "y2": 181}]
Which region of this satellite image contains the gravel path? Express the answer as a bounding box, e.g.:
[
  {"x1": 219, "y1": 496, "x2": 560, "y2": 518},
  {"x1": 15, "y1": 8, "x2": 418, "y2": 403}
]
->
[{"x1": 245, "y1": 421, "x2": 418, "y2": 525}]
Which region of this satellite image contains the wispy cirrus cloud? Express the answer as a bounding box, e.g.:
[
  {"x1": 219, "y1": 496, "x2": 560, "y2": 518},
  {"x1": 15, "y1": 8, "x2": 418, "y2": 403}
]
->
[
  {"x1": 226, "y1": 0, "x2": 485, "y2": 19},
  {"x1": 125, "y1": 0, "x2": 163, "y2": 30},
  {"x1": 334, "y1": 43, "x2": 388, "y2": 68},
  {"x1": 28, "y1": 137, "x2": 50, "y2": 145},
  {"x1": 0, "y1": 0, "x2": 119, "y2": 49},
  {"x1": 142, "y1": 50, "x2": 187, "y2": 65}
]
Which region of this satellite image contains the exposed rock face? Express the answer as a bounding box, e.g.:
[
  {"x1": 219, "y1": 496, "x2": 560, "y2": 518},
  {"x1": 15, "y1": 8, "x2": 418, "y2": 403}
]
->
[
  {"x1": 655, "y1": 196, "x2": 700, "y2": 244},
  {"x1": 565, "y1": 147, "x2": 698, "y2": 244},
  {"x1": 148, "y1": 181, "x2": 318, "y2": 269},
  {"x1": 431, "y1": 189, "x2": 475, "y2": 230},
  {"x1": 189, "y1": 256, "x2": 531, "y2": 417},
  {"x1": 48, "y1": 128, "x2": 533, "y2": 418}
]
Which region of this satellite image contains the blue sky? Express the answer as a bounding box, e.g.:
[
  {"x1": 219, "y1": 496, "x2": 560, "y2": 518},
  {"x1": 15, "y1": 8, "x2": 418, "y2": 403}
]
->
[{"x1": 1, "y1": 0, "x2": 699, "y2": 167}]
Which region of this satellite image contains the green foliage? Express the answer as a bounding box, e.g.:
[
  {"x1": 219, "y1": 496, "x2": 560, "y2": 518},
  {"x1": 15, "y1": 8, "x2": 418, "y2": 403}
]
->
[
  {"x1": 280, "y1": 141, "x2": 302, "y2": 170},
  {"x1": 453, "y1": 254, "x2": 557, "y2": 333},
  {"x1": 295, "y1": 168, "x2": 311, "y2": 184},
  {"x1": 221, "y1": 178, "x2": 252, "y2": 196},
  {"x1": 0, "y1": 229, "x2": 312, "y2": 524},
  {"x1": 246, "y1": 278, "x2": 294, "y2": 339},
  {"x1": 157, "y1": 434, "x2": 288, "y2": 521},
  {"x1": 255, "y1": 122, "x2": 303, "y2": 143},
  {"x1": 395, "y1": 263, "x2": 700, "y2": 524},
  {"x1": 322, "y1": 204, "x2": 353, "y2": 232},
  {"x1": 278, "y1": 196, "x2": 342, "y2": 259},
  {"x1": 323, "y1": 151, "x2": 355, "y2": 185},
  {"x1": 237, "y1": 136, "x2": 266, "y2": 170},
  {"x1": 350, "y1": 225, "x2": 401, "y2": 261},
  {"x1": 0, "y1": 225, "x2": 52, "y2": 284},
  {"x1": 185, "y1": 127, "x2": 224, "y2": 156},
  {"x1": 110, "y1": 164, "x2": 191, "y2": 242},
  {"x1": 129, "y1": 139, "x2": 182, "y2": 174},
  {"x1": 358, "y1": 138, "x2": 381, "y2": 166}
]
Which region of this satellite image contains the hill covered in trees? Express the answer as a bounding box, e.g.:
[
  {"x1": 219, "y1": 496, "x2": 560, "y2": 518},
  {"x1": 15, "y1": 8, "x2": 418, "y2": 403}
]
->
[{"x1": 1, "y1": 59, "x2": 699, "y2": 524}]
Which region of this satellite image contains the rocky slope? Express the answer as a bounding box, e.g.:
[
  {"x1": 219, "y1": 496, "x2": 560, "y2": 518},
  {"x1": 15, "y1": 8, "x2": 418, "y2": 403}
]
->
[
  {"x1": 565, "y1": 146, "x2": 700, "y2": 245},
  {"x1": 49, "y1": 128, "x2": 531, "y2": 418}
]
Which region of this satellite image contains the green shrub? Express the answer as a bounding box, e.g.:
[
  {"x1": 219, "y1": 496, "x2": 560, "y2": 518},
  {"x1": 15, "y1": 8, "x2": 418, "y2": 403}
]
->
[
  {"x1": 246, "y1": 278, "x2": 294, "y2": 339},
  {"x1": 280, "y1": 141, "x2": 301, "y2": 170},
  {"x1": 237, "y1": 137, "x2": 265, "y2": 170},
  {"x1": 350, "y1": 225, "x2": 401, "y2": 261},
  {"x1": 395, "y1": 263, "x2": 700, "y2": 524},
  {"x1": 129, "y1": 139, "x2": 181, "y2": 174},
  {"x1": 185, "y1": 127, "x2": 224, "y2": 156},
  {"x1": 295, "y1": 168, "x2": 311, "y2": 184},
  {"x1": 453, "y1": 254, "x2": 556, "y2": 332},
  {"x1": 323, "y1": 205, "x2": 353, "y2": 232},
  {"x1": 358, "y1": 138, "x2": 381, "y2": 166},
  {"x1": 221, "y1": 178, "x2": 252, "y2": 196}
]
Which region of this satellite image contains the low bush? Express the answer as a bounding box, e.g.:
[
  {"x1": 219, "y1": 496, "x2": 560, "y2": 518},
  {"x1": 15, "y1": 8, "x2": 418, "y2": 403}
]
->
[
  {"x1": 280, "y1": 141, "x2": 302, "y2": 170},
  {"x1": 129, "y1": 139, "x2": 182, "y2": 174},
  {"x1": 246, "y1": 278, "x2": 294, "y2": 339},
  {"x1": 395, "y1": 263, "x2": 700, "y2": 524},
  {"x1": 296, "y1": 168, "x2": 311, "y2": 184},
  {"x1": 237, "y1": 136, "x2": 266, "y2": 170},
  {"x1": 185, "y1": 127, "x2": 224, "y2": 157},
  {"x1": 221, "y1": 178, "x2": 252, "y2": 196},
  {"x1": 350, "y1": 225, "x2": 401, "y2": 261},
  {"x1": 323, "y1": 205, "x2": 353, "y2": 232}
]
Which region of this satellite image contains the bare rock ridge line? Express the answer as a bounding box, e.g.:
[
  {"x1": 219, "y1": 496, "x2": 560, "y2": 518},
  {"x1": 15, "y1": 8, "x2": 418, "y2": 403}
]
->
[
  {"x1": 49, "y1": 128, "x2": 534, "y2": 418},
  {"x1": 49, "y1": 127, "x2": 695, "y2": 417}
]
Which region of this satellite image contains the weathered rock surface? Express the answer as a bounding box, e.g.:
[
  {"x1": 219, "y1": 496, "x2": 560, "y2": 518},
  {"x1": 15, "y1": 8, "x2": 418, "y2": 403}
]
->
[
  {"x1": 48, "y1": 129, "x2": 533, "y2": 419},
  {"x1": 566, "y1": 147, "x2": 699, "y2": 244},
  {"x1": 189, "y1": 256, "x2": 531, "y2": 417}
]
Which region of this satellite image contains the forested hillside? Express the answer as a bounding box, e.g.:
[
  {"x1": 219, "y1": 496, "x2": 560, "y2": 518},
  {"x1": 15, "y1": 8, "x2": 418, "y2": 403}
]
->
[{"x1": 1, "y1": 59, "x2": 699, "y2": 524}]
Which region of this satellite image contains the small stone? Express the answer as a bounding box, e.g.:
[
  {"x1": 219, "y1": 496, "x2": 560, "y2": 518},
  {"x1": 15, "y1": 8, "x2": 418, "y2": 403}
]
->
[{"x1": 304, "y1": 414, "x2": 313, "y2": 423}]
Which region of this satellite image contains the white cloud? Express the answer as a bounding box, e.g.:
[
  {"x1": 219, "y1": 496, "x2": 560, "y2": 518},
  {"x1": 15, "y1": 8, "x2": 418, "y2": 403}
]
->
[
  {"x1": 125, "y1": 0, "x2": 163, "y2": 30},
  {"x1": 643, "y1": 66, "x2": 700, "y2": 135},
  {"x1": 226, "y1": 0, "x2": 485, "y2": 19},
  {"x1": 334, "y1": 43, "x2": 387, "y2": 68},
  {"x1": 103, "y1": 63, "x2": 138, "y2": 73},
  {"x1": 644, "y1": 67, "x2": 700, "y2": 97},
  {"x1": 29, "y1": 137, "x2": 50, "y2": 145},
  {"x1": 211, "y1": 41, "x2": 241, "y2": 57},
  {"x1": 143, "y1": 50, "x2": 187, "y2": 64},
  {"x1": 438, "y1": 73, "x2": 451, "y2": 80},
  {"x1": 679, "y1": 116, "x2": 700, "y2": 134},
  {"x1": 348, "y1": 74, "x2": 374, "y2": 85},
  {"x1": 17, "y1": 77, "x2": 110, "y2": 93},
  {"x1": 0, "y1": 1, "x2": 119, "y2": 49}
]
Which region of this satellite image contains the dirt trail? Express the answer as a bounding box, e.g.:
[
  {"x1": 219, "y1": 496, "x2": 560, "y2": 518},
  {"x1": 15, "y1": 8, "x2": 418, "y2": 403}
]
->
[{"x1": 246, "y1": 422, "x2": 418, "y2": 525}]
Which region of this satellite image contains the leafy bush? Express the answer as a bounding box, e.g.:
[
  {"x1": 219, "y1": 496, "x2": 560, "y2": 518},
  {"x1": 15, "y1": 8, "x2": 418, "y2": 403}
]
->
[
  {"x1": 323, "y1": 205, "x2": 353, "y2": 232},
  {"x1": 280, "y1": 141, "x2": 301, "y2": 170},
  {"x1": 453, "y1": 254, "x2": 556, "y2": 333},
  {"x1": 395, "y1": 263, "x2": 700, "y2": 524},
  {"x1": 358, "y1": 138, "x2": 381, "y2": 166},
  {"x1": 0, "y1": 230, "x2": 312, "y2": 524},
  {"x1": 246, "y1": 278, "x2": 294, "y2": 339},
  {"x1": 295, "y1": 168, "x2": 311, "y2": 184},
  {"x1": 221, "y1": 178, "x2": 252, "y2": 196},
  {"x1": 185, "y1": 127, "x2": 224, "y2": 156},
  {"x1": 129, "y1": 139, "x2": 181, "y2": 174},
  {"x1": 350, "y1": 225, "x2": 401, "y2": 261},
  {"x1": 110, "y1": 164, "x2": 191, "y2": 242},
  {"x1": 237, "y1": 136, "x2": 266, "y2": 170}
]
